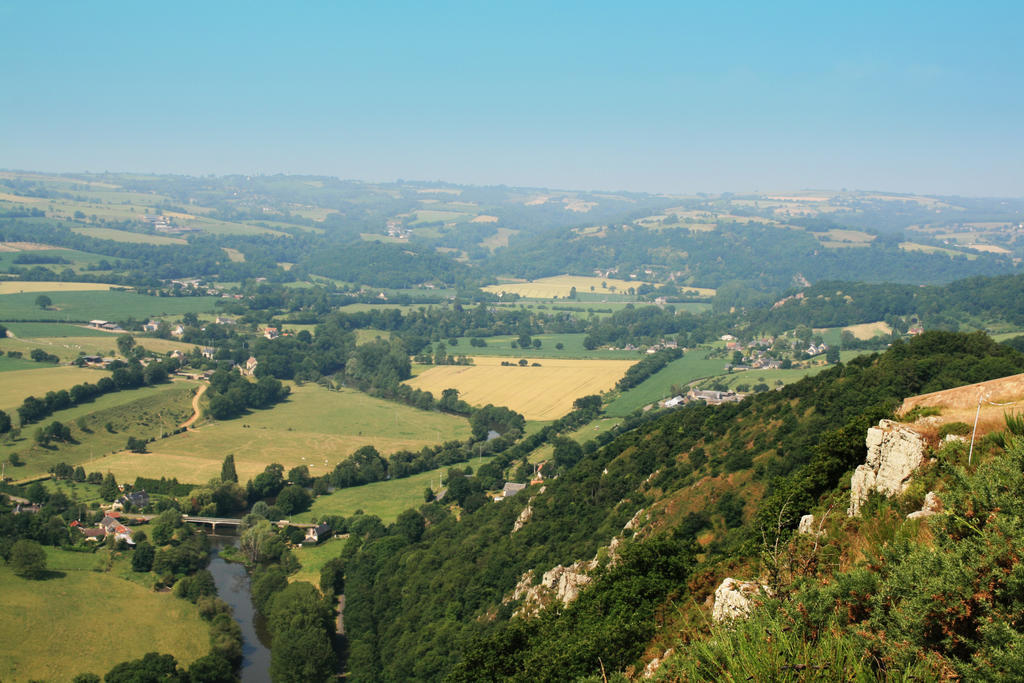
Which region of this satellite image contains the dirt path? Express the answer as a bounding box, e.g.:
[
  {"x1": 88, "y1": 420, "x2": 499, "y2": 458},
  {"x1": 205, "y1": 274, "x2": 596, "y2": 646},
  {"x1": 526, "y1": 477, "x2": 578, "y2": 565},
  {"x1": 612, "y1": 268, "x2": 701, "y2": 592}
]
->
[{"x1": 179, "y1": 383, "x2": 208, "y2": 430}]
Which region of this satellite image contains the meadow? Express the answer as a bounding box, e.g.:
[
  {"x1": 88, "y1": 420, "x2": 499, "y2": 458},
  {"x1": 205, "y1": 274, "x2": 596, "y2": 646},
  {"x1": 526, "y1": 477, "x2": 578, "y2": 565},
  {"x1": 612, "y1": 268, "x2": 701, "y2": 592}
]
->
[
  {"x1": 0, "y1": 355, "x2": 39, "y2": 372},
  {"x1": 0, "y1": 366, "x2": 108, "y2": 413},
  {"x1": 0, "y1": 290, "x2": 221, "y2": 321},
  {"x1": 0, "y1": 549, "x2": 208, "y2": 682},
  {"x1": 405, "y1": 356, "x2": 636, "y2": 420},
  {"x1": 604, "y1": 350, "x2": 726, "y2": 417},
  {"x1": 1, "y1": 382, "x2": 197, "y2": 479},
  {"x1": 0, "y1": 247, "x2": 115, "y2": 274},
  {"x1": 71, "y1": 226, "x2": 188, "y2": 245},
  {"x1": 3, "y1": 321, "x2": 117, "y2": 337},
  {"x1": 0, "y1": 281, "x2": 117, "y2": 295},
  {"x1": 446, "y1": 333, "x2": 640, "y2": 360},
  {"x1": 482, "y1": 274, "x2": 661, "y2": 299},
  {"x1": 86, "y1": 385, "x2": 471, "y2": 484}
]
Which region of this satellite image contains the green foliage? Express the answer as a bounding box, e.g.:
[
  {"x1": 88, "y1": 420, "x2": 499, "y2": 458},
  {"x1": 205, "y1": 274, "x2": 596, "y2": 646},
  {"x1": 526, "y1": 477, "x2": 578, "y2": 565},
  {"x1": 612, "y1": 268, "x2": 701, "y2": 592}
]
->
[
  {"x1": 220, "y1": 454, "x2": 237, "y2": 483},
  {"x1": 937, "y1": 421, "x2": 971, "y2": 439},
  {"x1": 9, "y1": 539, "x2": 47, "y2": 578}
]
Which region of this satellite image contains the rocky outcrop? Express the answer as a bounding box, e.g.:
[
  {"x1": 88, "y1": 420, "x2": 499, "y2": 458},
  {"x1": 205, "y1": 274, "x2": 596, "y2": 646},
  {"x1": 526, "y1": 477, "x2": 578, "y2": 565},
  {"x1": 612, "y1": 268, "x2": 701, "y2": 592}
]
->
[
  {"x1": 848, "y1": 419, "x2": 928, "y2": 516},
  {"x1": 624, "y1": 507, "x2": 645, "y2": 532},
  {"x1": 506, "y1": 559, "x2": 597, "y2": 617},
  {"x1": 712, "y1": 578, "x2": 770, "y2": 622},
  {"x1": 642, "y1": 649, "x2": 673, "y2": 678},
  {"x1": 907, "y1": 491, "x2": 943, "y2": 520},
  {"x1": 511, "y1": 503, "x2": 533, "y2": 534},
  {"x1": 797, "y1": 513, "x2": 824, "y2": 537}
]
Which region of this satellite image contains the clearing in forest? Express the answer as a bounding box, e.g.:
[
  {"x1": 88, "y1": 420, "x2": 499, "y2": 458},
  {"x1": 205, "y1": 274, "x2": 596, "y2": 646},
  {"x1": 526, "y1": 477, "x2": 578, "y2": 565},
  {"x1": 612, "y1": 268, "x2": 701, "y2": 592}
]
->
[{"x1": 405, "y1": 356, "x2": 636, "y2": 420}]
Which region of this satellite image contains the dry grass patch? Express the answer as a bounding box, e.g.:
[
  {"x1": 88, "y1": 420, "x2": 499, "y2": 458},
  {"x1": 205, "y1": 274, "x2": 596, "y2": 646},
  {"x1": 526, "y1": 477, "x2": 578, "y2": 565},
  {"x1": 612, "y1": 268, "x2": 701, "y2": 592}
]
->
[
  {"x1": 482, "y1": 274, "x2": 678, "y2": 299},
  {"x1": 405, "y1": 356, "x2": 636, "y2": 420},
  {"x1": 841, "y1": 321, "x2": 892, "y2": 340},
  {"x1": 898, "y1": 372, "x2": 1024, "y2": 437},
  {"x1": 0, "y1": 281, "x2": 118, "y2": 294}
]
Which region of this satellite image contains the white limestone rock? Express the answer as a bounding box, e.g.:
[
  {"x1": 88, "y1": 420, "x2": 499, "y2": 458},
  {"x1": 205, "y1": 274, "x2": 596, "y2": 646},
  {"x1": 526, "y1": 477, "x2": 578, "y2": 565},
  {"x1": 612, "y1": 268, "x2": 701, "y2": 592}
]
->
[
  {"x1": 643, "y1": 649, "x2": 673, "y2": 679},
  {"x1": 849, "y1": 419, "x2": 927, "y2": 516},
  {"x1": 907, "y1": 491, "x2": 943, "y2": 520},
  {"x1": 797, "y1": 513, "x2": 824, "y2": 537},
  {"x1": 712, "y1": 578, "x2": 770, "y2": 622},
  {"x1": 511, "y1": 503, "x2": 533, "y2": 534}
]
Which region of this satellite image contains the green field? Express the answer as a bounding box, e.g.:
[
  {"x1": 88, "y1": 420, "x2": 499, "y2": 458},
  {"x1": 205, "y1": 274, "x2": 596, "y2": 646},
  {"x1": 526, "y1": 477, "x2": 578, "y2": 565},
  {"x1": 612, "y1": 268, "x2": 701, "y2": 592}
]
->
[
  {"x1": 291, "y1": 537, "x2": 347, "y2": 588},
  {"x1": 447, "y1": 333, "x2": 642, "y2": 360},
  {"x1": 0, "y1": 355, "x2": 40, "y2": 372},
  {"x1": 0, "y1": 549, "x2": 208, "y2": 681},
  {"x1": 1, "y1": 381, "x2": 197, "y2": 479},
  {"x1": 0, "y1": 366, "x2": 108, "y2": 414},
  {"x1": 526, "y1": 416, "x2": 624, "y2": 465},
  {"x1": 0, "y1": 247, "x2": 116, "y2": 274},
  {"x1": 605, "y1": 349, "x2": 726, "y2": 417},
  {"x1": 0, "y1": 291, "x2": 221, "y2": 321},
  {"x1": 293, "y1": 463, "x2": 455, "y2": 525},
  {"x1": 88, "y1": 384, "x2": 471, "y2": 484},
  {"x1": 71, "y1": 226, "x2": 188, "y2": 245},
  {"x1": 3, "y1": 321, "x2": 116, "y2": 338}
]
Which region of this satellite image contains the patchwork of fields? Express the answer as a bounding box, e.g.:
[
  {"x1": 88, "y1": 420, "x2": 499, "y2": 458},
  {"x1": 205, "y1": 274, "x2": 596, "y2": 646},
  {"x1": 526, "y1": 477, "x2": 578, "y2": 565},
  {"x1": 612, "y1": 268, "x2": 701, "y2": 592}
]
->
[{"x1": 405, "y1": 356, "x2": 636, "y2": 420}]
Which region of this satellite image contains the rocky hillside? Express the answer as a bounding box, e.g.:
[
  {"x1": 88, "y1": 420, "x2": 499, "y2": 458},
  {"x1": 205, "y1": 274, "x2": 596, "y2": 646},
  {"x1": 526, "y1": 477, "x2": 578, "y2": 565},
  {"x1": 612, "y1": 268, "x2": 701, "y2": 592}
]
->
[{"x1": 336, "y1": 332, "x2": 1024, "y2": 681}]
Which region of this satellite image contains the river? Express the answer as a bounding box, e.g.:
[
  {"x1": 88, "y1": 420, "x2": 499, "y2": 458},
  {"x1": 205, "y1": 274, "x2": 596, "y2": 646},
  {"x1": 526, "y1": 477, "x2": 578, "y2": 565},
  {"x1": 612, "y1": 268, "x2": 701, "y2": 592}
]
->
[{"x1": 207, "y1": 535, "x2": 273, "y2": 682}]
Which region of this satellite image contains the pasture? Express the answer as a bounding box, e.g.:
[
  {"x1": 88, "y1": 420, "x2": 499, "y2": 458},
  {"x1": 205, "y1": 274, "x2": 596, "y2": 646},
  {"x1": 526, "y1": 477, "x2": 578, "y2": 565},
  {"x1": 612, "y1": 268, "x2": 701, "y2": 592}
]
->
[
  {"x1": 0, "y1": 366, "x2": 108, "y2": 413},
  {"x1": 71, "y1": 227, "x2": 187, "y2": 245},
  {"x1": 604, "y1": 351, "x2": 725, "y2": 417},
  {"x1": 405, "y1": 356, "x2": 636, "y2": 420},
  {"x1": 482, "y1": 274, "x2": 679, "y2": 299},
  {"x1": 446, "y1": 333, "x2": 639, "y2": 360},
  {"x1": 0, "y1": 247, "x2": 115, "y2": 274},
  {"x1": 0, "y1": 290, "x2": 221, "y2": 321},
  {"x1": 1, "y1": 382, "x2": 197, "y2": 478},
  {"x1": 86, "y1": 385, "x2": 471, "y2": 484},
  {"x1": 0, "y1": 355, "x2": 39, "y2": 372},
  {"x1": 0, "y1": 550, "x2": 208, "y2": 682},
  {"x1": 3, "y1": 321, "x2": 115, "y2": 337},
  {"x1": 292, "y1": 461, "x2": 470, "y2": 525}
]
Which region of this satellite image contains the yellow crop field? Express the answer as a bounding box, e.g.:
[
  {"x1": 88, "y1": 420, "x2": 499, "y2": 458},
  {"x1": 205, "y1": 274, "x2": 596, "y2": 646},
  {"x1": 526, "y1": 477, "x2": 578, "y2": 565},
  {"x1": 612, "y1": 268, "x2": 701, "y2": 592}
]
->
[
  {"x1": 482, "y1": 274, "x2": 696, "y2": 299},
  {"x1": 0, "y1": 281, "x2": 117, "y2": 294},
  {"x1": 404, "y1": 356, "x2": 637, "y2": 420},
  {"x1": 842, "y1": 321, "x2": 892, "y2": 340}
]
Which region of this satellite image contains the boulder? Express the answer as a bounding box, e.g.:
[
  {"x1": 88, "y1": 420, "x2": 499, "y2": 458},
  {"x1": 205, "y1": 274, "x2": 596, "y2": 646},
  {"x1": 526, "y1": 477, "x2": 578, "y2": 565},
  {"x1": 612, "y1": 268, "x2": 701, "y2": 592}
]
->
[
  {"x1": 712, "y1": 578, "x2": 770, "y2": 622},
  {"x1": 797, "y1": 513, "x2": 824, "y2": 537},
  {"x1": 849, "y1": 419, "x2": 927, "y2": 516}
]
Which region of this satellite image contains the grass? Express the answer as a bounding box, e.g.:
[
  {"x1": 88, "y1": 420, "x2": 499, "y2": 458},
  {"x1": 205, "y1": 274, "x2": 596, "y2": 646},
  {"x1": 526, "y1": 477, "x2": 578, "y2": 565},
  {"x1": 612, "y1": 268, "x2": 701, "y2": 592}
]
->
[
  {"x1": 406, "y1": 356, "x2": 636, "y2": 421},
  {"x1": 293, "y1": 464, "x2": 456, "y2": 525},
  {"x1": 0, "y1": 281, "x2": 118, "y2": 295},
  {"x1": 526, "y1": 417, "x2": 623, "y2": 465},
  {"x1": 3, "y1": 321, "x2": 116, "y2": 337},
  {"x1": 0, "y1": 549, "x2": 208, "y2": 682},
  {"x1": 481, "y1": 274, "x2": 667, "y2": 299},
  {"x1": 0, "y1": 355, "x2": 40, "y2": 372},
  {"x1": 604, "y1": 350, "x2": 725, "y2": 417},
  {"x1": 1, "y1": 381, "x2": 197, "y2": 478},
  {"x1": 0, "y1": 290, "x2": 221, "y2": 322},
  {"x1": 291, "y1": 538, "x2": 347, "y2": 589},
  {"x1": 0, "y1": 335, "x2": 198, "y2": 363},
  {"x1": 445, "y1": 333, "x2": 641, "y2": 360},
  {"x1": 0, "y1": 248, "x2": 116, "y2": 274},
  {"x1": 89, "y1": 385, "x2": 471, "y2": 484},
  {"x1": 71, "y1": 227, "x2": 187, "y2": 245},
  {"x1": 0, "y1": 366, "x2": 108, "y2": 413}
]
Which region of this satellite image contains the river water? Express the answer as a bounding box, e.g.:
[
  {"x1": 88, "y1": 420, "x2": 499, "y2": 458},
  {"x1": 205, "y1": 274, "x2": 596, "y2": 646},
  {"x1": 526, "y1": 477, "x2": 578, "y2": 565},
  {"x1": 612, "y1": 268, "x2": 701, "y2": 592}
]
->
[{"x1": 207, "y1": 535, "x2": 273, "y2": 683}]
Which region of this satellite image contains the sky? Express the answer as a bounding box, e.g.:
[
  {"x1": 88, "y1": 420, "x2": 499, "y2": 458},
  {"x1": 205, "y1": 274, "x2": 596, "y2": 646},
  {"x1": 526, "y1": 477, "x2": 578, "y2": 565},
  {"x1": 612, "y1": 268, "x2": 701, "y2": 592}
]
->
[{"x1": 2, "y1": 1, "x2": 1022, "y2": 196}]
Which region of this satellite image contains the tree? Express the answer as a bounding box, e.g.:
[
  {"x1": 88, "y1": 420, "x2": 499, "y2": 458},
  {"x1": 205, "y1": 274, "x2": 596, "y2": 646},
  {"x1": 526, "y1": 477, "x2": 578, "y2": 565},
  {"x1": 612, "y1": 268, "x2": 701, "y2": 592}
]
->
[
  {"x1": 276, "y1": 485, "x2": 311, "y2": 515},
  {"x1": 221, "y1": 454, "x2": 238, "y2": 483},
  {"x1": 116, "y1": 334, "x2": 136, "y2": 356},
  {"x1": 126, "y1": 436, "x2": 148, "y2": 453},
  {"x1": 269, "y1": 625, "x2": 335, "y2": 683},
  {"x1": 393, "y1": 509, "x2": 425, "y2": 544},
  {"x1": 99, "y1": 472, "x2": 119, "y2": 501},
  {"x1": 826, "y1": 346, "x2": 841, "y2": 364},
  {"x1": 34, "y1": 294, "x2": 51, "y2": 310},
  {"x1": 9, "y1": 539, "x2": 47, "y2": 578},
  {"x1": 132, "y1": 543, "x2": 156, "y2": 572},
  {"x1": 0, "y1": 409, "x2": 10, "y2": 434}
]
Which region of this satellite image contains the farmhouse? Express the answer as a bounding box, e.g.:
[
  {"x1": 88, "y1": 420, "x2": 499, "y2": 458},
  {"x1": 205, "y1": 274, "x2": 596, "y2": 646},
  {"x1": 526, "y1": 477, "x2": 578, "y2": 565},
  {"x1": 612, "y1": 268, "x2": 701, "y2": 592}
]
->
[
  {"x1": 305, "y1": 523, "x2": 331, "y2": 544},
  {"x1": 242, "y1": 356, "x2": 259, "y2": 376},
  {"x1": 500, "y1": 482, "x2": 527, "y2": 499},
  {"x1": 659, "y1": 395, "x2": 685, "y2": 409},
  {"x1": 264, "y1": 326, "x2": 280, "y2": 340},
  {"x1": 688, "y1": 389, "x2": 744, "y2": 405},
  {"x1": 143, "y1": 321, "x2": 160, "y2": 332}
]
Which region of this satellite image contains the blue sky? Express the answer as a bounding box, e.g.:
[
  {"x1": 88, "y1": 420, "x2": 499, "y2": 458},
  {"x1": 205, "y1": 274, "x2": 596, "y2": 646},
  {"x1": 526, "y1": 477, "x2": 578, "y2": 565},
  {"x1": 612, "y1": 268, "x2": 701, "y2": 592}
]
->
[{"x1": 2, "y1": 1, "x2": 1022, "y2": 196}]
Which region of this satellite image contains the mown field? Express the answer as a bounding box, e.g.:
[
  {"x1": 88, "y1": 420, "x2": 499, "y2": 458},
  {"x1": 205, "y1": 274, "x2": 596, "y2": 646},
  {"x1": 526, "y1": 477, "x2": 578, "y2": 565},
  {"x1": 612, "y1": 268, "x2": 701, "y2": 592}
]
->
[
  {"x1": 0, "y1": 281, "x2": 118, "y2": 295},
  {"x1": 405, "y1": 356, "x2": 636, "y2": 420},
  {"x1": 0, "y1": 549, "x2": 208, "y2": 682},
  {"x1": 446, "y1": 333, "x2": 640, "y2": 360},
  {"x1": 0, "y1": 290, "x2": 221, "y2": 322},
  {"x1": 0, "y1": 333, "x2": 199, "y2": 363},
  {"x1": 2, "y1": 381, "x2": 197, "y2": 479},
  {"x1": 87, "y1": 385, "x2": 471, "y2": 484},
  {"x1": 482, "y1": 274, "x2": 662, "y2": 299},
  {"x1": 3, "y1": 321, "x2": 116, "y2": 337},
  {"x1": 71, "y1": 227, "x2": 188, "y2": 245},
  {"x1": 604, "y1": 350, "x2": 725, "y2": 417},
  {"x1": 0, "y1": 366, "x2": 108, "y2": 413},
  {"x1": 0, "y1": 355, "x2": 40, "y2": 373}
]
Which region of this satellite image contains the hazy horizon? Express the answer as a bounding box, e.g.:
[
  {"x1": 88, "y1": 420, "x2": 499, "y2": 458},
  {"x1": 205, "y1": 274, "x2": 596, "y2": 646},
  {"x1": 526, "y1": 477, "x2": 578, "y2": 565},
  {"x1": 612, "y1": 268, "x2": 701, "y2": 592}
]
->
[{"x1": 3, "y1": 1, "x2": 1022, "y2": 197}]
